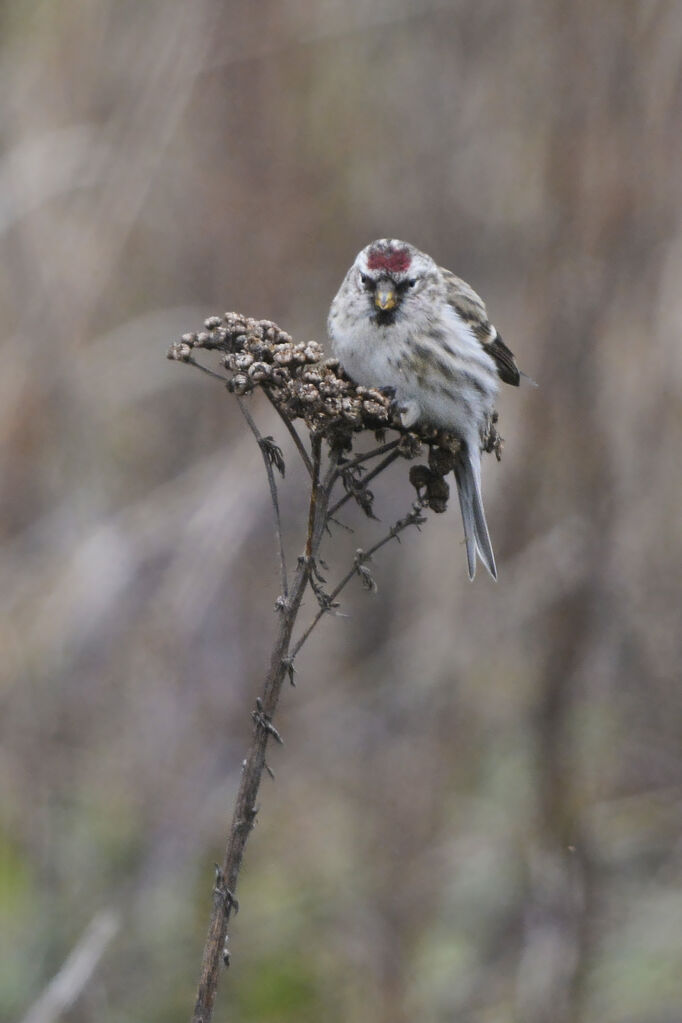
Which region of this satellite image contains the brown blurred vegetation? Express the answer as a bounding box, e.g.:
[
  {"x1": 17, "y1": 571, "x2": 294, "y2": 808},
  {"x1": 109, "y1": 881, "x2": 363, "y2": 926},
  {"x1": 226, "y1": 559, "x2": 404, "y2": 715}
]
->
[{"x1": 1, "y1": 2, "x2": 681, "y2": 1022}]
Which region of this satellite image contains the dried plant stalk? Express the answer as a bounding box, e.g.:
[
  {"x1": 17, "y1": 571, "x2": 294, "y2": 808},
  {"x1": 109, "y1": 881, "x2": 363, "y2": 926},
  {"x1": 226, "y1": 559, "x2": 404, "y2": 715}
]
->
[{"x1": 167, "y1": 313, "x2": 502, "y2": 1022}]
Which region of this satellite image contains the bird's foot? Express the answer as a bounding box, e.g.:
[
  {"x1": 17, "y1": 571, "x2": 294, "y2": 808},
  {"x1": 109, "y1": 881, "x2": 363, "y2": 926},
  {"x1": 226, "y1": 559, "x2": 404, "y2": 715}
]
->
[
  {"x1": 396, "y1": 399, "x2": 421, "y2": 430},
  {"x1": 379, "y1": 388, "x2": 420, "y2": 429}
]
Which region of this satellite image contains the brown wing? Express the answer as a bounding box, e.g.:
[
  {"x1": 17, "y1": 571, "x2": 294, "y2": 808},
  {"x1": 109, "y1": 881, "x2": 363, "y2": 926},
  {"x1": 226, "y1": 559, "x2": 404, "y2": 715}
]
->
[
  {"x1": 441, "y1": 267, "x2": 521, "y2": 386},
  {"x1": 485, "y1": 332, "x2": 521, "y2": 386}
]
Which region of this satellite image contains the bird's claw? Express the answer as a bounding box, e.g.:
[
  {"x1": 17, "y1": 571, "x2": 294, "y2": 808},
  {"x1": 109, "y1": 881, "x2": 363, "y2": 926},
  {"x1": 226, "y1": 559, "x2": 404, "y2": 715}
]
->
[{"x1": 397, "y1": 399, "x2": 421, "y2": 429}]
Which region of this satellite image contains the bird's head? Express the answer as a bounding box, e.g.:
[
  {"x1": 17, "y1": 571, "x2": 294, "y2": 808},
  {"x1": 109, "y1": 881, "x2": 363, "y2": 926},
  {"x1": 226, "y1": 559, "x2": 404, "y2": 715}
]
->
[{"x1": 351, "y1": 239, "x2": 440, "y2": 325}]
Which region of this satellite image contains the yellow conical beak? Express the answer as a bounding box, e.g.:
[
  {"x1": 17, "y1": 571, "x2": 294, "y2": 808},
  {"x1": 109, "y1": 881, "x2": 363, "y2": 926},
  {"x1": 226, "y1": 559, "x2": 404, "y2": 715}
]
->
[{"x1": 374, "y1": 283, "x2": 397, "y2": 311}]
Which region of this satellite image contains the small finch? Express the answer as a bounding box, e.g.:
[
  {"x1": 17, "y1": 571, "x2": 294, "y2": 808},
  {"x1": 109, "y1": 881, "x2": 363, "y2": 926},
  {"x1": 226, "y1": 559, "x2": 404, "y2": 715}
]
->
[{"x1": 328, "y1": 238, "x2": 524, "y2": 580}]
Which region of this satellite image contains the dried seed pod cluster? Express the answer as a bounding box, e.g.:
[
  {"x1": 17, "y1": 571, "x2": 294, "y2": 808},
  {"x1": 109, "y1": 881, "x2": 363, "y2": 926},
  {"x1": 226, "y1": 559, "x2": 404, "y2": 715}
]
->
[
  {"x1": 168, "y1": 312, "x2": 399, "y2": 438},
  {"x1": 168, "y1": 312, "x2": 502, "y2": 515}
]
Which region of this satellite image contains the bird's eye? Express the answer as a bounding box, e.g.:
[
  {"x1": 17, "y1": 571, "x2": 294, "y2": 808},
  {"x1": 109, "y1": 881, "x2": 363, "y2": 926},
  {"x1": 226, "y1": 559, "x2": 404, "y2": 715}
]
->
[
  {"x1": 360, "y1": 272, "x2": 374, "y2": 290},
  {"x1": 396, "y1": 277, "x2": 417, "y2": 294}
]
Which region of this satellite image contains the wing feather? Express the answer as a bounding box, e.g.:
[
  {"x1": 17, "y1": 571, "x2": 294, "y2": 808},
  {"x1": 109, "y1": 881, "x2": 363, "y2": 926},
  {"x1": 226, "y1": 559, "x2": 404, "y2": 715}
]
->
[{"x1": 440, "y1": 267, "x2": 521, "y2": 387}]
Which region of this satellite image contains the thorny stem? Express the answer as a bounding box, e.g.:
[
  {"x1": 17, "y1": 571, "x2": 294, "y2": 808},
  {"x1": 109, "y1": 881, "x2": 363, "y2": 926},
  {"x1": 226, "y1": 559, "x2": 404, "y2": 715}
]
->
[
  {"x1": 332, "y1": 437, "x2": 401, "y2": 479},
  {"x1": 236, "y1": 396, "x2": 288, "y2": 597},
  {"x1": 317, "y1": 444, "x2": 344, "y2": 543},
  {"x1": 192, "y1": 428, "x2": 329, "y2": 1023},
  {"x1": 190, "y1": 413, "x2": 419, "y2": 1023},
  {"x1": 179, "y1": 355, "x2": 313, "y2": 479},
  {"x1": 177, "y1": 322, "x2": 450, "y2": 1023},
  {"x1": 327, "y1": 447, "x2": 403, "y2": 520},
  {"x1": 263, "y1": 388, "x2": 314, "y2": 478},
  {"x1": 183, "y1": 356, "x2": 230, "y2": 385},
  {"x1": 290, "y1": 501, "x2": 427, "y2": 660},
  {"x1": 305, "y1": 435, "x2": 323, "y2": 560}
]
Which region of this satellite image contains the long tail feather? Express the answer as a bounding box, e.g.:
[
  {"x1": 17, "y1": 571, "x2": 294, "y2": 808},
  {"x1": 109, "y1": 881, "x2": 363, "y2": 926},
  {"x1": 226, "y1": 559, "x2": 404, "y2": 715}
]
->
[
  {"x1": 453, "y1": 446, "x2": 497, "y2": 581},
  {"x1": 453, "y1": 457, "x2": 478, "y2": 580}
]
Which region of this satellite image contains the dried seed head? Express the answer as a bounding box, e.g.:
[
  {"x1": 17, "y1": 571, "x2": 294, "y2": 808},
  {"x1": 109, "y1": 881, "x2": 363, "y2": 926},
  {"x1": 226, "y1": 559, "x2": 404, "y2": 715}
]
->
[
  {"x1": 362, "y1": 400, "x2": 389, "y2": 420},
  {"x1": 409, "y1": 465, "x2": 450, "y2": 513},
  {"x1": 229, "y1": 373, "x2": 251, "y2": 395},
  {"x1": 398, "y1": 434, "x2": 423, "y2": 459},
  {"x1": 429, "y1": 444, "x2": 460, "y2": 476},
  {"x1": 234, "y1": 352, "x2": 254, "y2": 371},
  {"x1": 409, "y1": 465, "x2": 432, "y2": 490},
  {"x1": 167, "y1": 342, "x2": 193, "y2": 362},
  {"x1": 248, "y1": 362, "x2": 272, "y2": 382},
  {"x1": 425, "y1": 475, "x2": 450, "y2": 514},
  {"x1": 274, "y1": 345, "x2": 294, "y2": 365},
  {"x1": 168, "y1": 311, "x2": 502, "y2": 512},
  {"x1": 301, "y1": 368, "x2": 323, "y2": 385}
]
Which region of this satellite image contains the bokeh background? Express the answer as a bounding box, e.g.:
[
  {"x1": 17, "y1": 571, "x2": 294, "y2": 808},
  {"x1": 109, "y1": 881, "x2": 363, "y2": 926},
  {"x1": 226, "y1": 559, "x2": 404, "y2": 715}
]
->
[{"x1": 1, "y1": 2, "x2": 681, "y2": 1022}]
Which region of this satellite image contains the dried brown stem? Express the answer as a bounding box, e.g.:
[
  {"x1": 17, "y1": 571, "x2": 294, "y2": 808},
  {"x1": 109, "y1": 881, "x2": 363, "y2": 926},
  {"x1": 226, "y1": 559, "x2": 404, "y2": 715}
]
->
[
  {"x1": 331, "y1": 437, "x2": 402, "y2": 479},
  {"x1": 290, "y1": 500, "x2": 427, "y2": 660},
  {"x1": 171, "y1": 314, "x2": 457, "y2": 1022},
  {"x1": 327, "y1": 447, "x2": 403, "y2": 520},
  {"x1": 236, "y1": 396, "x2": 289, "y2": 597},
  {"x1": 189, "y1": 422, "x2": 393, "y2": 1022},
  {"x1": 182, "y1": 356, "x2": 231, "y2": 385},
  {"x1": 191, "y1": 437, "x2": 328, "y2": 1023},
  {"x1": 305, "y1": 435, "x2": 323, "y2": 560},
  {"x1": 262, "y1": 388, "x2": 314, "y2": 478}
]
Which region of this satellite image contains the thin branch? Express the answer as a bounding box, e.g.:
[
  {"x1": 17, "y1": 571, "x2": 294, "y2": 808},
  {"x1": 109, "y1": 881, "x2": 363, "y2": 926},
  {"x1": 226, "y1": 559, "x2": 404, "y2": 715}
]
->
[
  {"x1": 327, "y1": 448, "x2": 403, "y2": 521},
  {"x1": 327, "y1": 515, "x2": 354, "y2": 533},
  {"x1": 263, "y1": 388, "x2": 314, "y2": 478},
  {"x1": 332, "y1": 437, "x2": 401, "y2": 479},
  {"x1": 177, "y1": 355, "x2": 315, "y2": 481},
  {"x1": 236, "y1": 396, "x2": 288, "y2": 597},
  {"x1": 191, "y1": 434, "x2": 332, "y2": 1023},
  {"x1": 323, "y1": 443, "x2": 344, "y2": 491},
  {"x1": 171, "y1": 312, "x2": 452, "y2": 1023},
  {"x1": 182, "y1": 355, "x2": 231, "y2": 385},
  {"x1": 305, "y1": 434, "x2": 323, "y2": 560},
  {"x1": 290, "y1": 501, "x2": 427, "y2": 659},
  {"x1": 308, "y1": 443, "x2": 345, "y2": 553}
]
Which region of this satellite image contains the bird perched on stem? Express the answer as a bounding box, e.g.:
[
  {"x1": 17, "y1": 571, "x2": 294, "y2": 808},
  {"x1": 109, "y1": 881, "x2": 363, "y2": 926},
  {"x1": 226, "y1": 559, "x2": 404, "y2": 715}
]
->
[{"x1": 328, "y1": 238, "x2": 524, "y2": 580}]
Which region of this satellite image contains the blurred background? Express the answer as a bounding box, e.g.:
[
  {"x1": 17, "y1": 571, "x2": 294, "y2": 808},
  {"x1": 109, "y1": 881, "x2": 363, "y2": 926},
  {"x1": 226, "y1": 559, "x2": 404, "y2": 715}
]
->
[{"x1": 1, "y1": 2, "x2": 681, "y2": 1022}]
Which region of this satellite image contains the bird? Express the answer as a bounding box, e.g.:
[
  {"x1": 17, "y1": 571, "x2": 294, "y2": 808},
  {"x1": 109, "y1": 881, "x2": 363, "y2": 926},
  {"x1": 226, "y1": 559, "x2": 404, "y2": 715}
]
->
[{"x1": 328, "y1": 238, "x2": 523, "y2": 580}]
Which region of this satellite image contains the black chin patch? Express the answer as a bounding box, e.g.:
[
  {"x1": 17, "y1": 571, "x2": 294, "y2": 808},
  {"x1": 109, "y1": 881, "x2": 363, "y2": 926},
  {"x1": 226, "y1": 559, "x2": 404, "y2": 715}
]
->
[{"x1": 373, "y1": 308, "x2": 398, "y2": 327}]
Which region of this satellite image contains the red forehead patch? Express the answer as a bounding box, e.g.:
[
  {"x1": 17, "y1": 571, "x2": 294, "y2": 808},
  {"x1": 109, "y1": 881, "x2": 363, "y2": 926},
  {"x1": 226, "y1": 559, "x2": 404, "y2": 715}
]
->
[{"x1": 366, "y1": 246, "x2": 411, "y2": 274}]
